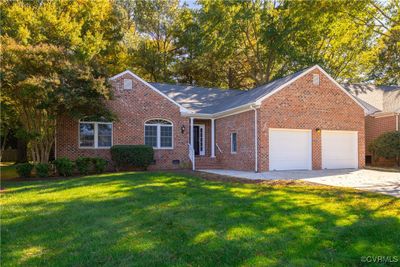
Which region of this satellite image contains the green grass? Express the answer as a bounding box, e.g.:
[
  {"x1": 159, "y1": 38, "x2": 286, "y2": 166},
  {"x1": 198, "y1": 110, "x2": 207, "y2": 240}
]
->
[
  {"x1": 0, "y1": 162, "x2": 18, "y2": 180},
  {"x1": 1, "y1": 172, "x2": 399, "y2": 266}
]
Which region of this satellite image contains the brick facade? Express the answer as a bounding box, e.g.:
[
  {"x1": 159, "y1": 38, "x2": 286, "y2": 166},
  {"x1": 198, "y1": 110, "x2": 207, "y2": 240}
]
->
[
  {"x1": 56, "y1": 68, "x2": 366, "y2": 172},
  {"x1": 56, "y1": 73, "x2": 190, "y2": 170},
  {"x1": 215, "y1": 110, "x2": 256, "y2": 171},
  {"x1": 365, "y1": 115, "x2": 399, "y2": 166},
  {"x1": 365, "y1": 115, "x2": 397, "y2": 156},
  {"x1": 257, "y1": 69, "x2": 365, "y2": 171}
]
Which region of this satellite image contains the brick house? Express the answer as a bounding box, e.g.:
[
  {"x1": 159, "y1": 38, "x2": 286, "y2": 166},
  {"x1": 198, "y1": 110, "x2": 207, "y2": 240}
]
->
[
  {"x1": 56, "y1": 65, "x2": 368, "y2": 171},
  {"x1": 344, "y1": 84, "x2": 399, "y2": 166}
]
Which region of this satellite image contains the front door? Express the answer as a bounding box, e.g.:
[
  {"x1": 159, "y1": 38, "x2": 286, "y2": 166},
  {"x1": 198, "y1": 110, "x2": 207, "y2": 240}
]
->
[{"x1": 193, "y1": 125, "x2": 205, "y2": 156}]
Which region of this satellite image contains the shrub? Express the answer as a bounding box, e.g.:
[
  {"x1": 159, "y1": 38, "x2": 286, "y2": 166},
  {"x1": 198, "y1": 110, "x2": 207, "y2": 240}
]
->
[
  {"x1": 16, "y1": 163, "x2": 34, "y2": 178},
  {"x1": 75, "y1": 157, "x2": 92, "y2": 175},
  {"x1": 368, "y1": 131, "x2": 400, "y2": 166},
  {"x1": 35, "y1": 163, "x2": 50, "y2": 178},
  {"x1": 92, "y1": 157, "x2": 108, "y2": 173},
  {"x1": 111, "y1": 145, "x2": 154, "y2": 170},
  {"x1": 53, "y1": 157, "x2": 74, "y2": 176}
]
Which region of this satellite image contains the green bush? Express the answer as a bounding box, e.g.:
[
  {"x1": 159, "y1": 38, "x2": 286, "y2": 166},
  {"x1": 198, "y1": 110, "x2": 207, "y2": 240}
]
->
[
  {"x1": 111, "y1": 145, "x2": 154, "y2": 170},
  {"x1": 53, "y1": 157, "x2": 74, "y2": 176},
  {"x1": 369, "y1": 131, "x2": 400, "y2": 166},
  {"x1": 75, "y1": 157, "x2": 92, "y2": 175},
  {"x1": 16, "y1": 163, "x2": 34, "y2": 178},
  {"x1": 35, "y1": 163, "x2": 50, "y2": 178},
  {"x1": 92, "y1": 157, "x2": 108, "y2": 173}
]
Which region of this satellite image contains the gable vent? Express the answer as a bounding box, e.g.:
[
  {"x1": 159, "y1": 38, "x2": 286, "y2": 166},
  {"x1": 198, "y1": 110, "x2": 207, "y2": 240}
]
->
[
  {"x1": 313, "y1": 74, "x2": 320, "y2": 85},
  {"x1": 123, "y1": 79, "x2": 133, "y2": 90}
]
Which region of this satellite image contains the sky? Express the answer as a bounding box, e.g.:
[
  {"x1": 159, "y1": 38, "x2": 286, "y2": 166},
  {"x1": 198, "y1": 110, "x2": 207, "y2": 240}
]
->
[{"x1": 181, "y1": 0, "x2": 200, "y2": 9}]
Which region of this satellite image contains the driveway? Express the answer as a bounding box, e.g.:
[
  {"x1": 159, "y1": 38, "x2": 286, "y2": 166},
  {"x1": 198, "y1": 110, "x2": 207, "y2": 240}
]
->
[{"x1": 200, "y1": 169, "x2": 400, "y2": 197}]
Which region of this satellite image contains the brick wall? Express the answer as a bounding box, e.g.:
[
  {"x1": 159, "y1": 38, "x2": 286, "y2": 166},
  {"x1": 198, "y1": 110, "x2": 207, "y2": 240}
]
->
[
  {"x1": 365, "y1": 115, "x2": 397, "y2": 155},
  {"x1": 258, "y1": 69, "x2": 366, "y2": 171},
  {"x1": 365, "y1": 115, "x2": 398, "y2": 166},
  {"x1": 215, "y1": 110, "x2": 256, "y2": 171},
  {"x1": 56, "y1": 72, "x2": 190, "y2": 170}
]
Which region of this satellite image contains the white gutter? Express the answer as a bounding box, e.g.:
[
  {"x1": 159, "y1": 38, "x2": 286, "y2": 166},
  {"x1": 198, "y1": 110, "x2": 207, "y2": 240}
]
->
[
  {"x1": 250, "y1": 105, "x2": 258, "y2": 172},
  {"x1": 182, "y1": 103, "x2": 260, "y2": 119}
]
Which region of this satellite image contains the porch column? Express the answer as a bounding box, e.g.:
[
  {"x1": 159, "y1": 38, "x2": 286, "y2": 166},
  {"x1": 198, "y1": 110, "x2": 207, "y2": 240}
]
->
[
  {"x1": 190, "y1": 117, "x2": 194, "y2": 146},
  {"x1": 211, "y1": 119, "x2": 215, "y2": 157}
]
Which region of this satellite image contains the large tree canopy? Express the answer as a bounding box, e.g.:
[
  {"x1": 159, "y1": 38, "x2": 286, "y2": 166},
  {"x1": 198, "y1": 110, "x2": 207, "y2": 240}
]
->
[
  {"x1": 0, "y1": 37, "x2": 112, "y2": 163},
  {"x1": 0, "y1": 0, "x2": 398, "y2": 163}
]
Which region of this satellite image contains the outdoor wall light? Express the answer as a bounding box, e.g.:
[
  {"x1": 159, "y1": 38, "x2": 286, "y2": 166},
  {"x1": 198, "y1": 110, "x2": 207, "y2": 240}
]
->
[
  {"x1": 316, "y1": 128, "x2": 321, "y2": 133},
  {"x1": 181, "y1": 125, "x2": 185, "y2": 134}
]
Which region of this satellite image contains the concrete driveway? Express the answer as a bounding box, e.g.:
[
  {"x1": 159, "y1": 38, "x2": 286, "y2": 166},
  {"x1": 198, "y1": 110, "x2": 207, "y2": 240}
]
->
[{"x1": 200, "y1": 169, "x2": 400, "y2": 197}]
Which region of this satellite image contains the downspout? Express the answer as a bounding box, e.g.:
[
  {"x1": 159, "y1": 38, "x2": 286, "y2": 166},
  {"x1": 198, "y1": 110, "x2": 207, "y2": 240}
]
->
[
  {"x1": 396, "y1": 114, "x2": 399, "y2": 131},
  {"x1": 251, "y1": 105, "x2": 258, "y2": 172}
]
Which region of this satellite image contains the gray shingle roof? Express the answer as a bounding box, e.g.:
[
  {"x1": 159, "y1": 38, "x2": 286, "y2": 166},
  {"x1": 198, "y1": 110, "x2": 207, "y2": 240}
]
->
[
  {"x1": 352, "y1": 96, "x2": 381, "y2": 114},
  {"x1": 151, "y1": 66, "x2": 314, "y2": 114},
  {"x1": 342, "y1": 83, "x2": 400, "y2": 114}
]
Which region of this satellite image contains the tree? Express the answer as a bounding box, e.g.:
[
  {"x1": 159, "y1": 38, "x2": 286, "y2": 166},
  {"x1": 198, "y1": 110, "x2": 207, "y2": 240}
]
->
[
  {"x1": 368, "y1": 131, "x2": 400, "y2": 166},
  {"x1": 1, "y1": 37, "x2": 112, "y2": 163},
  {"x1": 122, "y1": 0, "x2": 181, "y2": 82},
  {"x1": 173, "y1": 0, "x2": 379, "y2": 89}
]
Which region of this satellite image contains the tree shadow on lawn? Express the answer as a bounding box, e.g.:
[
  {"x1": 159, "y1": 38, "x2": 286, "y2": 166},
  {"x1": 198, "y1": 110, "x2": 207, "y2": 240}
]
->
[{"x1": 2, "y1": 172, "x2": 400, "y2": 266}]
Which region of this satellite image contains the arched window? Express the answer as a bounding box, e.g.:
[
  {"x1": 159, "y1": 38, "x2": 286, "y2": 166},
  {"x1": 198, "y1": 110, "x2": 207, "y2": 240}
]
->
[{"x1": 144, "y1": 119, "x2": 173, "y2": 149}]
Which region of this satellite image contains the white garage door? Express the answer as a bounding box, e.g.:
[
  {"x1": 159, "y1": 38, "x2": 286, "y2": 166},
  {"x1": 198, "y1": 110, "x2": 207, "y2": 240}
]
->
[
  {"x1": 322, "y1": 131, "x2": 358, "y2": 169},
  {"x1": 269, "y1": 129, "x2": 312, "y2": 171}
]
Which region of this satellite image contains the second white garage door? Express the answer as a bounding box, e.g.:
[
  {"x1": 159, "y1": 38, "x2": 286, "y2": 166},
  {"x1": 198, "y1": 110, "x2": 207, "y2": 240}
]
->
[
  {"x1": 269, "y1": 129, "x2": 312, "y2": 171},
  {"x1": 322, "y1": 131, "x2": 358, "y2": 169}
]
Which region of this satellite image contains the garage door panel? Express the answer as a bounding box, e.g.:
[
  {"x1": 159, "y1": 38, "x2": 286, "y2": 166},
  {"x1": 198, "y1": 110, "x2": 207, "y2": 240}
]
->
[
  {"x1": 322, "y1": 131, "x2": 358, "y2": 169},
  {"x1": 269, "y1": 129, "x2": 311, "y2": 171}
]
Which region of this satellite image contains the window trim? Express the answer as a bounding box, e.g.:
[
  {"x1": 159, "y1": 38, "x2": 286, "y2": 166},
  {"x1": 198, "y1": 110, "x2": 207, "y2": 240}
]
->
[
  {"x1": 78, "y1": 121, "x2": 113, "y2": 149},
  {"x1": 144, "y1": 119, "x2": 174, "y2": 149},
  {"x1": 231, "y1": 132, "x2": 237, "y2": 154}
]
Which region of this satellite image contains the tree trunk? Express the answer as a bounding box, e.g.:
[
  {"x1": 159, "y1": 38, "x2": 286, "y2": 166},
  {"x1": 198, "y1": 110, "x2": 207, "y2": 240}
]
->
[
  {"x1": 30, "y1": 139, "x2": 54, "y2": 163},
  {"x1": 16, "y1": 138, "x2": 28, "y2": 163},
  {"x1": 0, "y1": 128, "x2": 9, "y2": 162}
]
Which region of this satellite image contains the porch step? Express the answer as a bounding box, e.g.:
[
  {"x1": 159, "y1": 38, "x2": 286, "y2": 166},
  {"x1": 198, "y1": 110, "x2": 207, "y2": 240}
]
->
[{"x1": 195, "y1": 156, "x2": 224, "y2": 170}]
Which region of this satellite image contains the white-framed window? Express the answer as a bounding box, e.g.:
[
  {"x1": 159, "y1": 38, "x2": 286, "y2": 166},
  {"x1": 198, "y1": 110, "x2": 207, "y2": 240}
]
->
[
  {"x1": 79, "y1": 121, "x2": 113, "y2": 148},
  {"x1": 123, "y1": 79, "x2": 133, "y2": 90},
  {"x1": 231, "y1": 132, "x2": 237, "y2": 153},
  {"x1": 313, "y1": 74, "x2": 320, "y2": 85},
  {"x1": 145, "y1": 119, "x2": 173, "y2": 149}
]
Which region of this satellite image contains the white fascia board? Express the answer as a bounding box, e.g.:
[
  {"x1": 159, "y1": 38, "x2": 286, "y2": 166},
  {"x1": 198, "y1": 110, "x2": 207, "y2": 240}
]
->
[
  {"x1": 183, "y1": 103, "x2": 261, "y2": 119},
  {"x1": 109, "y1": 70, "x2": 190, "y2": 113},
  {"x1": 371, "y1": 111, "x2": 399, "y2": 118}
]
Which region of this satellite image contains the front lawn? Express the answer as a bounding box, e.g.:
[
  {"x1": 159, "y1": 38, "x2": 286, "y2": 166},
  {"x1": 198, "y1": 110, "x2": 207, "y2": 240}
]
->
[{"x1": 1, "y1": 172, "x2": 399, "y2": 266}]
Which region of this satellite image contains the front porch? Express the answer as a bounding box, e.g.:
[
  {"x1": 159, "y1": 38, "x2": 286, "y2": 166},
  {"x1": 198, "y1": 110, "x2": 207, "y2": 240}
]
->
[{"x1": 188, "y1": 118, "x2": 223, "y2": 170}]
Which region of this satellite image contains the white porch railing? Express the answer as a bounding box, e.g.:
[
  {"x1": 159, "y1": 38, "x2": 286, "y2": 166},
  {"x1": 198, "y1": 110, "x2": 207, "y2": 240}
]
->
[
  {"x1": 216, "y1": 143, "x2": 223, "y2": 154},
  {"x1": 188, "y1": 143, "x2": 195, "y2": 170}
]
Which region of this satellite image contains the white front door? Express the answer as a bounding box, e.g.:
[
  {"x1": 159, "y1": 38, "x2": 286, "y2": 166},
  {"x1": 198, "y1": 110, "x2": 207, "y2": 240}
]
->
[
  {"x1": 322, "y1": 130, "x2": 358, "y2": 169},
  {"x1": 269, "y1": 128, "x2": 312, "y2": 171}
]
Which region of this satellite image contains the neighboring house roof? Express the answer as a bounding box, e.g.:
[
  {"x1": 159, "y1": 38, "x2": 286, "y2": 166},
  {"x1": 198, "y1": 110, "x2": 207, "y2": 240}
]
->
[
  {"x1": 343, "y1": 84, "x2": 400, "y2": 115},
  {"x1": 352, "y1": 95, "x2": 381, "y2": 115}
]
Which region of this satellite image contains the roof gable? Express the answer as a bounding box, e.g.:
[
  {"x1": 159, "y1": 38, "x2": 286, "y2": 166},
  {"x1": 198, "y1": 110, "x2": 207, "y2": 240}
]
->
[
  {"x1": 109, "y1": 70, "x2": 190, "y2": 113},
  {"x1": 254, "y1": 65, "x2": 368, "y2": 114}
]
